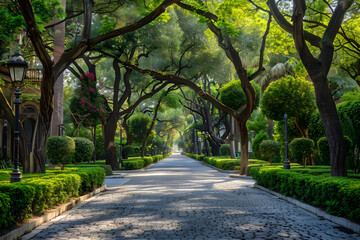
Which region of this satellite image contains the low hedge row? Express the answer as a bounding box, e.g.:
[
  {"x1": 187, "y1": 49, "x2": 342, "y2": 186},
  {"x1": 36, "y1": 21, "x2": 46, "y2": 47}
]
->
[
  {"x1": 250, "y1": 166, "x2": 360, "y2": 222},
  {"x1": 185, "y1": 153, "x2": 269, "y2": 171},
  {"x1": 0, "y1": 167, "x2": 105, "y2": 228},
  {"x1": 123, "y1": 153, "x2": 171, "y2": 170}
]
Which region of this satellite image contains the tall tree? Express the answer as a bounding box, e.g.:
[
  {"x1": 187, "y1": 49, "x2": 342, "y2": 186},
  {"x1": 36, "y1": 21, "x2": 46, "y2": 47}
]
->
[
  {"x1": 16, "y1": 0, "x2": 180, "y2": 172},
  {"x1": 267, "y1": 0, "x2": 355, "y2": 176}
]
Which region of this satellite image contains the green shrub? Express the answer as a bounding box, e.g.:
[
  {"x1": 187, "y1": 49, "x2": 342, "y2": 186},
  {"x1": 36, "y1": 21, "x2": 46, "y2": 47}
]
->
[
  {"x1": 76, "y1": 167, "x2": 105, "y2": 193},
  {"x1": 220, "y1": 144, "x2": 230, "y2": 156},
  {"x1": 289, "y1": 138, "x2": 314, "y2": 166},
  {"x1": 100, "y1": 165, "x2": 113, "y2": 175},
  {"x1": 45, "y1": 136, "x2": 75, "y2": 168},
  {"x1": 317, "y1": 136, "x2": 353, "y2": 167},
  {"x1": 215, "y1": 159, "x2": 239, "y2": 170},
  {"x1": 0, "y1": 192, "x2": 12, "y2": 228},
  {"x1": 259, "y1": 140, "x2": 281, "y2": 165},
  {"x1": 142, "y1": 157, "x2": 153, "y2": 166},
  {"x1": 199, "y1": 154, "x2": 205, "y2": 161},
  {"x1": 74, "y1": 137, "x2": 94, "y2": 163},
  {"x1": 0, "y1": 183, "x2": 35, "y2": 223},
  {"x1": 252, "y1": 131, "x2": 270, "y2": 159},
  {"x1": 251, "y1": 166, "x2": 360, "y2": 222},
  {"x1": 123, "y1": 160, "x2": 144, "y2": 170},
  {"x1": 163, "y1": 153, "x2": 169, "y2": 158}
]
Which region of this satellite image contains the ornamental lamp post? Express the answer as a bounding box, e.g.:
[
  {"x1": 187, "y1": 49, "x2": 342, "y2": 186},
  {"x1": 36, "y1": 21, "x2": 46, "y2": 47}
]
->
[
  {"x1": 117, "y1": 115, "x2": 124, "y2": 169},
  {"x1": 283, "y1": 114, "x2": 291, "y2": 169},
  {"x1": 7, "y1": 53, "x2": 28, "y2": 183}
]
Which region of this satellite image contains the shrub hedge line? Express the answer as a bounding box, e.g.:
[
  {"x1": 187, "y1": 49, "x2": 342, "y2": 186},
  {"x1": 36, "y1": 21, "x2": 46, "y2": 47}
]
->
[
  {"x1": 0, "y1": 167, "x2": 105, "y2": 228},
  {"x1": 122, "y1": 153, "x2": 171, "y2": 170},
  {"x1": 184, "y1": 153, "x2": 269, "y2": 171},
  {"x1": 250, "y1": 166, "x2": 360, "y2": 222}
]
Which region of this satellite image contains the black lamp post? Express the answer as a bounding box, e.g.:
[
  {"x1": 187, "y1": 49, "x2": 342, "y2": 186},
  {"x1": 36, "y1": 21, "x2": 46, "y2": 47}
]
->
[
  {"x1": 283, "y1": 114, "x2": 291, "y2": 169},
  {"x1": 7, "y1": 53, "x2": 28, "y2": 183},
  {"x1": 117, "y1": 115, "x2": 123, "y2": 169}
]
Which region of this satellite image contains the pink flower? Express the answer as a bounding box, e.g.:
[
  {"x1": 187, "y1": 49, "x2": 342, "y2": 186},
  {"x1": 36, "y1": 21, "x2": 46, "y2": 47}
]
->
[
  {"x1": 89, "y1": 88, "x2": 94, "y2": 92},
  {"x1": 87, "y1": 72, "x2": 95, "y2": 80}
]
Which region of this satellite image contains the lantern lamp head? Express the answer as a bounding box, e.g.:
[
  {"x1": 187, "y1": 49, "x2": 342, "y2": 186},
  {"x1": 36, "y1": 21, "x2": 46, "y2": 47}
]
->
[{"x1": 7, "y1": 53, "x2": 28, "y2": 87}]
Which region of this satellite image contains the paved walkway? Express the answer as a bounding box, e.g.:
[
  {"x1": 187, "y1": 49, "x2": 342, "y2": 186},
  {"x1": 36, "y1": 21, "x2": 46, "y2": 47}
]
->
[{"x1": 23, "y1": 154, "x2": 360, "y2": 240}]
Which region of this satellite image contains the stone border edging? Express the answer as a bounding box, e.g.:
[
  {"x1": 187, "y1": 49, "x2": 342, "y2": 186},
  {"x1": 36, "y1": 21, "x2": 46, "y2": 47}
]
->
[
  {"x1": 0, "y1": 185, "x2": 107, "y2": 240},
  {"x1": 253, "y1": 184, "x2": 360, "y2": 234}
]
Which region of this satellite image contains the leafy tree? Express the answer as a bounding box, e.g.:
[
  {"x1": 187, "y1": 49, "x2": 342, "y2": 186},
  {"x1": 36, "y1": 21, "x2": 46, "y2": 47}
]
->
[
  {"x1": 261, "y1": 76, "x2": 315, "y2": 137},
  {"x1": 267, "y1": 0, "x2": 355, "y2": 176},
  {"x1": 129, "y1": 113, "x2": 152, "y2": 145},
  {"x1": 259, "y1": 140, "x2": 281, "y2": 165},
  {"x1": 289, "y1": 138, "x2": 314, "y2": 167}
]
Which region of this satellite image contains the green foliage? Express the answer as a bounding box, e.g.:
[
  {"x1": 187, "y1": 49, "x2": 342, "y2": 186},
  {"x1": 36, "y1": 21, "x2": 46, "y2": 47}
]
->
[
  {"x1": 45, "y1": 136, "x2": 75, "y2": 167},
  {"x1": 0, "y1": 183, "x2": 35, "y2": 224},
  {"x1": 259, "y1": 140, "x2": 281, "y2": 164},
  {"x1": 129, "y1": 113, "x2": 152, "y2": 144},
  {"x1": 142, "y1": 157, "x2": 154, "y2": 166},
  {"x1": 220, "y1": 144, "x2": 231, "y2": 156},
  {"x1": 247, "y1": 111, "x2": 268, "y2": 134},
  {"x1": 74, "y1": 137, "x2": 94, "y2": 163},
  {"x1": 317, "y1": 137, "x2": 353, "y2": 168},
  {"x1": 123, "y1": 160, "x2": 144, "y2": 170},
  {"x1": 252, "y1": 131, "x2": 270, "y2": 159},
  {"x1": 340, "y1": 91, "x2": 360, "y2": 101},
  {"x1": 261, "y1": 76, "x2": 316, "y2": 121},
  {"x1": 289, "y1": 138, "x2": 314, "y2": 166},
  {"x1": 0, "y1": 192, "x2": 11, "y2": 228},
  {"x1": 219, "y1": 79, "x2": 260, "y2": 110},
  {"x1": 122, "y1": 145, "x2": 141, "y2": 158},
  {"x1": 69, "y1": 73, "x2": 107, "y2": 128},
  {"x1": 0, "y1": 167, "x2": 105, "y2": 228},
  {"x1": 251, "y1": 166, "x2": 360, "y2": 222},
  {"x1": 99, "y1": 165, "x2": 113, "y2": 176}
]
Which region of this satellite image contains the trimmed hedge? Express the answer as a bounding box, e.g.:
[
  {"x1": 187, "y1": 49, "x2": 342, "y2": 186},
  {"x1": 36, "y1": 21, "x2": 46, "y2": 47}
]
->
[
  {"x1": 123, "y1": 160, "x2": 145, "y2": 170},
  {"x1": 0, "y1": 167, "x2": 105, "y2": 228},
  {"x1": 251, "y1": 166, "x2": 360, "y2": 222},
  {"x1": 142, "y1": 157, "x2": 154, "y2": 166}
]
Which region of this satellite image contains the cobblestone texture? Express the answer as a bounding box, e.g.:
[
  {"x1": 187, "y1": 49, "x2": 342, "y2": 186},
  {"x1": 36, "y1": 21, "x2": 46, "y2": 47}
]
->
[{"x1": 24, "y1": 154, "x2": 360, "y2": 240}]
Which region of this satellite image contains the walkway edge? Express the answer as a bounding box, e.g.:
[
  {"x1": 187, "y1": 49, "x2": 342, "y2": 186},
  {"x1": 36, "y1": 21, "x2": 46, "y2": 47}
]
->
[
  {"x1": 0, "y1": 185, "x2": 107, "y2": 240},
  {"x1": 253, "y1": 184, "x2": 360, "y2": 233}
]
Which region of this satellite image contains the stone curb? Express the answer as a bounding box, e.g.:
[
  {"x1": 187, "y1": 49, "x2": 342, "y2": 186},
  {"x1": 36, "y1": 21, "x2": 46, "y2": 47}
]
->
[
  {"x1": 0, "y1": 185, "x2": 107, "y2": 240},
  {"x1": 253, "y1": 184, "x2": 360, "y2": 234}
]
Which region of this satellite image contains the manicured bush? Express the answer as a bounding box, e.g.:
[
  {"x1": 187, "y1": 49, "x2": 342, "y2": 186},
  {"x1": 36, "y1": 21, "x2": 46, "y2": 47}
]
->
[
  {"x1": 252, "y1": 131, "x2": 270, "y2": 159},
  {"x1": 0, "y1": 183, "x2": 35, "y2": 224},
  {"x1": 251, "y1": 166, "x2": 360, "y2": 222},
  {"x1": 163, "y1": 153, "x2": 169, "y2": 158},
  {"x1": 123, "y1": 160, "x2": 144, "y2": 170},
  {"x1": 45, "y1": 136, "x2": 75, "y2": 169},
  {"x1": 73, "y1": 137, "x2": 94, "y2": 163},
  {"x1": 0, "y1": 192, "x2": 11, "y2": 228},
  {"x1": 289, "y1": 138, "x2": 314, "y2": 166},
  {"x1": 215, "y1": 159, "x2": 239, "y2": 170},
  {"x1": 0, "y1": 167, "x2": 105, "y2": 228},
  {"x1": 220, "y1": 144, "x2": 231, "y2": 156},
  {"x1": 142, "y1": 157, "x2": 154, "y2": 166},
  {"x1": 259, "y1": 140, "x2": 281, "y2": 165},
  {"x1": 100, "y1": 165, "x2": 113, "y2": 175}
]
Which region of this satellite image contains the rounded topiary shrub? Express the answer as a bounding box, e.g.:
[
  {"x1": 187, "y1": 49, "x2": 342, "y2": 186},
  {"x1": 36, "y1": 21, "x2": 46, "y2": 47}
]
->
[
  {"x1": 289, "y1": 138, "x2": 314, "y2": 166},
  {"x1": 259, "y1": 140, "x2": 281, "y2": 165},
  {"x1": 252, "y1": 131, "x2": 270, "y2": 159},
  {"x1": 45, "y1": 136, "x2": 75, "y2": 170},
  {"x1": 73, "y1": 137, "x2": 94, "y2": 163},
  {"x1": 220, "y1": 144, "x2": 231, "y2": 156}
]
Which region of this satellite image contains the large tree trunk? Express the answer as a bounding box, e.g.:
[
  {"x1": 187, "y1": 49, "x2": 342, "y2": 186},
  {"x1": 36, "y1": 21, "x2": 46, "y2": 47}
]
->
[
  {"x1": 104, "y1": 115, "x2": 119, "y2": 170},
  {"x1": 312, "y1": 74, "x2": 346, "y2": 176},
  {"x1": 238, "y1": 119, "x2": 249, "y2": 175}
]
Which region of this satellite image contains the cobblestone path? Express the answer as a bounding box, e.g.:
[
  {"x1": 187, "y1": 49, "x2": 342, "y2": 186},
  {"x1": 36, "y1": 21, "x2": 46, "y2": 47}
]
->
[{"x1": 24, "y1": 154, "x2": 360, "y2": 240}]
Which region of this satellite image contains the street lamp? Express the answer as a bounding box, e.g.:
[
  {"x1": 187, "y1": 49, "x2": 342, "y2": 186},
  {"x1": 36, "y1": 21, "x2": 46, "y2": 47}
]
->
[
  {"x1": 117, "y1": 115, "x2": 124, "y2": 169},
  {"x1": 7, "y1": 53, "x2": 28, "y2": 183},
  {"x1": 283, "y1": 114, "x2": 290, "y2": 169}
]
